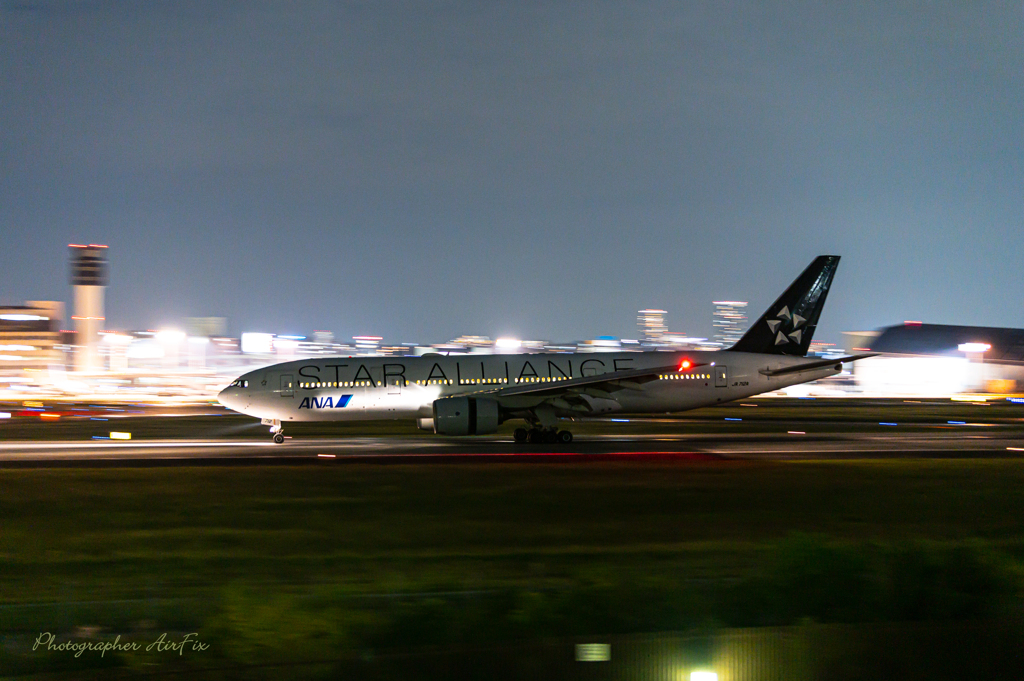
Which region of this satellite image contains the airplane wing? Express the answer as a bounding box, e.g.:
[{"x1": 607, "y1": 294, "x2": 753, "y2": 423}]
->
[
  {"x1": 757, "y1": 353, "x2": 877, "y2": 377},
  {"x1": 467, "y1": 362, "x2": 709, "y2": 399}
]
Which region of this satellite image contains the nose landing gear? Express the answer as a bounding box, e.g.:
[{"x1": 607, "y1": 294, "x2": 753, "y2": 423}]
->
[{"x1": 265, "y1": 419, "x2": 285, "y2": 444}]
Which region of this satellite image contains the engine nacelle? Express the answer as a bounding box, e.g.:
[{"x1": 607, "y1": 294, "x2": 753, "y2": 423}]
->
[
  {"x1": 432, "y1": 396, "x2": 500, "y2": 436},
  {"x1": 416, "y1": 418, "x2": 434, "y2": 432}
]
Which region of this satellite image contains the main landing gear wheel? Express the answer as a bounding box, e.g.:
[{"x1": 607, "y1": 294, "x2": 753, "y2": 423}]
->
[
  {"x1": 519, "y1": 427, "x2": 573, "y2": 445},
  {"x1": 273, "y1": 432, "x2": 285, "y2": 444}
]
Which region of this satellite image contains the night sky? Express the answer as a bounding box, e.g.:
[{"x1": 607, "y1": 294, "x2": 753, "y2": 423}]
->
[{"x1": 2, "y1": 1, "x2": 1021, "y2": 344}]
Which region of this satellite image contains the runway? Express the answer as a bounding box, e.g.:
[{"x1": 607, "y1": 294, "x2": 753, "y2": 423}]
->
[{"x1": 3, "y1": 428, "x2": 1024, "y2": 467}]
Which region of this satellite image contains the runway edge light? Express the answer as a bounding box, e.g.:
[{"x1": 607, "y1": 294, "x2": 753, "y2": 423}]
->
[{"x1": 110, "y1": 431, "x2": 131, "y2": 440}]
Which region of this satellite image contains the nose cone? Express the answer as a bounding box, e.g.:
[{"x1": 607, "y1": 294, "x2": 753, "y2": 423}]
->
[{"x1": 218, "y1": 387, "x2": 247, "y2": 413}]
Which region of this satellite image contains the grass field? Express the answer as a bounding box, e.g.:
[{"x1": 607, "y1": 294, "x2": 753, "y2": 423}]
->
[
  {"x1": 4, "y1": 460, "x2": 1024, "y2": 615},
  {"x1": 3, "y1": 399, "x2": 1024, "y2": 677}
]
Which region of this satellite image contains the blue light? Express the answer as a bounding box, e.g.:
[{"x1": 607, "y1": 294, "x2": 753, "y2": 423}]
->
[
  {"x1": 725, "y1": 417, "x2": 742, "y2": 421},
  {"x1": 880, "y1": 422, "x2": 898, "y2": 426},
  {"x1": 90, "y1": 417, "x2": 107, "y2": 421},
  {"x1": 91, "y1": 436, "x2": 109, "y2": 440},
  {"x1": 948, "y1": 421, "x2": 966, "y2": 425},
  {"x1": 610, "y1": 419, "x2": 630, "y2": 422},
  {"x1": 1007, "y1": 398, "x2": 1024, "y2": 404}
]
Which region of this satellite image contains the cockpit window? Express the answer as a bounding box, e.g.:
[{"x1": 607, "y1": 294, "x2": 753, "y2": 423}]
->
[{"x1": 228, "y1": 379, "x2": 249, "y2": 388}]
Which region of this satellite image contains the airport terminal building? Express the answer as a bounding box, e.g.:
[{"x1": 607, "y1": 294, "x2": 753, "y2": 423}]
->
[
  {"x1": 0, "y1": 301, "x2": 65, "y2": 370},
  {"x1": 849, "y1": 322, "x2": 1024, "y2": 395}
]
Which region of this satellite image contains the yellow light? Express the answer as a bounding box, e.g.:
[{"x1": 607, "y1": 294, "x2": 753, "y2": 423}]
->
[
  {"x1": 110, "y1": 432, "x2": 131, "y2": 440},
  {"x1": 574, "y1": 643, "x2": 610, "y2": 662}
]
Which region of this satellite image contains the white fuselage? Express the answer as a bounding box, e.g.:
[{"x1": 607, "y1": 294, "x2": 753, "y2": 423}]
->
[{"x1": 217, "y1": 350, "x2": 838, "y2": 424}]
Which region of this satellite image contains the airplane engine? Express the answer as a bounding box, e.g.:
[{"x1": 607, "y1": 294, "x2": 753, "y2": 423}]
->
[
  {"x1": 416, "y1": 418, "x2": 434, "y2": 432},
  {"x1": 432, "y1": 396, "x2": 500, "y2": 435}
]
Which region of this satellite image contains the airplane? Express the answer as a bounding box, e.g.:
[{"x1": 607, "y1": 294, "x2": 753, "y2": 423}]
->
[{"x1": 218, "y1": 255, "x2": 874, "y2": 444}]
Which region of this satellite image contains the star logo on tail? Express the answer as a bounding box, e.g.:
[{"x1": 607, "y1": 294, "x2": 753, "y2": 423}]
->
[{"x1": 766, "y1": 305, "x2": 807, "y2": 345}]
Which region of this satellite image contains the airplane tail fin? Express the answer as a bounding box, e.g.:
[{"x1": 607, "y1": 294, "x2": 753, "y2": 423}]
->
[{"x1": 728, "y1": 255, "x2": 840, "y2": 356}]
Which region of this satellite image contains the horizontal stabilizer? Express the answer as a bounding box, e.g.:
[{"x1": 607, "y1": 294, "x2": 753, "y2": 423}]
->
[{"x1": 758, "y1": 353, "x2": 877, "y2": 377}]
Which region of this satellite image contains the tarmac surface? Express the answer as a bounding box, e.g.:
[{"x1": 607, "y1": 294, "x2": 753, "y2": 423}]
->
[{"x1": 3, "y1": 427, "x2": 1024, "y2": 467}]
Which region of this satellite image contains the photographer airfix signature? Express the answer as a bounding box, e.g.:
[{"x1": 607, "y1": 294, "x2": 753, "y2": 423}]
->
[{"x1": 34, "y1": 632, "x2": 208, "y2": 658}]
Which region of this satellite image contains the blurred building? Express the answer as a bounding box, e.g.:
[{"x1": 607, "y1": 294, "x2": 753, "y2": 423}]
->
[
  {"x1": 0, "y1": 301, "x2": 64, "y2": 369},
  {"x1": 637, "y1": 309, "x2": 667, "y2": 343},
  {"x1": 312, "y1": 330, "x2": 334, "y2": 345},
  {"x1": 185, "y1": 317, "x2": 227, "y2": 337},
  {"x1": 712, "y1": 301, "x2": 748, "y2": 347},
  {"x1": 852, "y1": 322, "x2": 1024, "y2": 395}
]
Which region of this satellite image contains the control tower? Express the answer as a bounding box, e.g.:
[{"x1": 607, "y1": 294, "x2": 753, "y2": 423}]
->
[{"x1": 69, "y1": 244, "x2": 108, "y2": 372}]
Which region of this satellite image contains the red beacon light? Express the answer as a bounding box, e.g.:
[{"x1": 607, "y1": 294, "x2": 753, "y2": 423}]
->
[{"x1": 679, "y1": 359, "x2": 693, "y2": 371}]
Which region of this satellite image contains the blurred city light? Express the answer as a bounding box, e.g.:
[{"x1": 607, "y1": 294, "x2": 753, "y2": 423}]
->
[
  {"x1": 102, "y1": 333, "x2": 132, "y2": 345},
  {"x1": 240, "y1": 332, "x2": 274, "y2": 354},
  {"x1": 273, "y1": 338, "x2": 299, "y2": 351},
  {"x1": 0, "y1": 314, "x2": 49, "y2": 321},
  {"x1": 155, "y1": 329, "x2": 186, "y2": 344}
]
